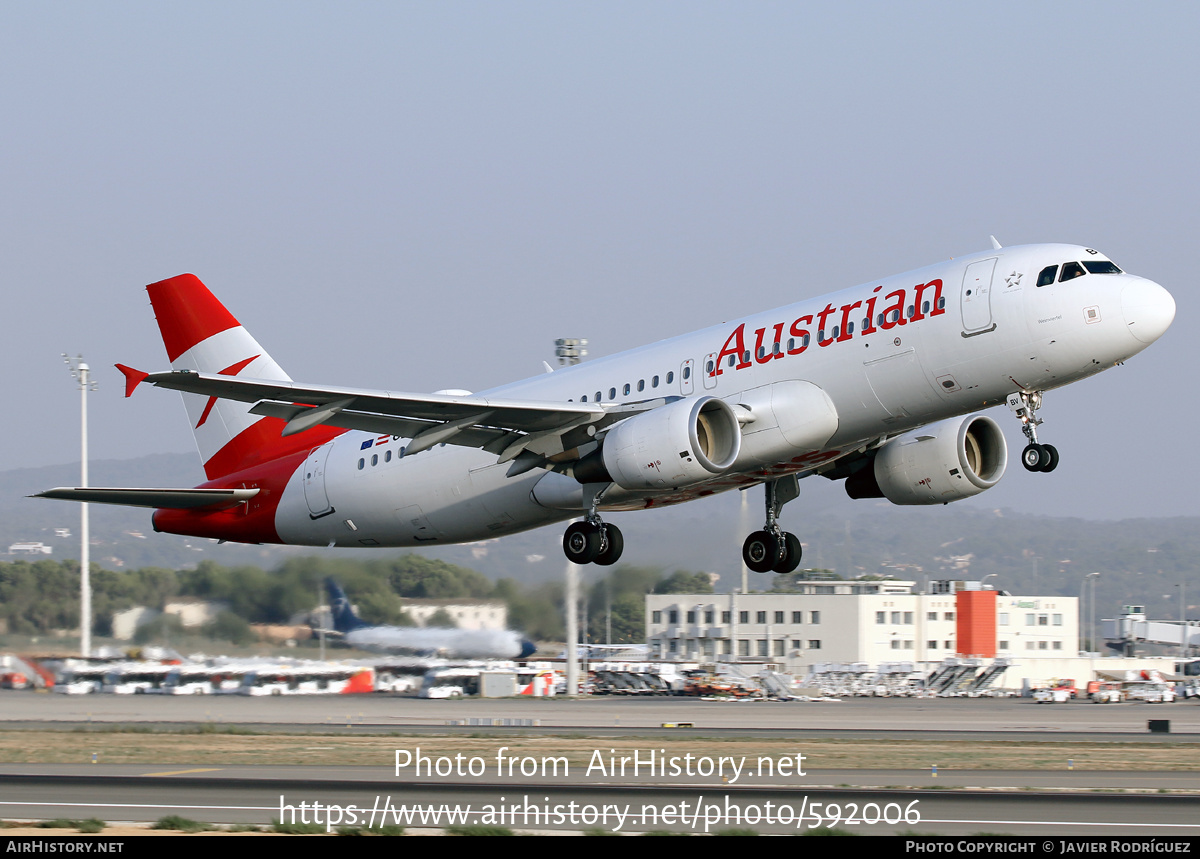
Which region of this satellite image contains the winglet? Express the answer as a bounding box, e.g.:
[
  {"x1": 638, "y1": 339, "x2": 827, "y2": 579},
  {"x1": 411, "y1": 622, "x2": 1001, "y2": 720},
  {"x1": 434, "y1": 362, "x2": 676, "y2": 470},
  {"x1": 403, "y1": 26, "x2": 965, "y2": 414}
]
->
[{"x1": 114, "y1": 364, "x2": 149, "y2": 398}]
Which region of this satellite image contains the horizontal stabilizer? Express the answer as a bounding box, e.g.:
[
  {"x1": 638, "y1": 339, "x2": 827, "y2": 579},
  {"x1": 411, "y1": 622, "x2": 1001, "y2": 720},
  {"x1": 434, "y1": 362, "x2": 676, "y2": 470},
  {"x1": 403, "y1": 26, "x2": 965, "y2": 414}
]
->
[{"x1": 33, "y1": 487, "x2": 259, "y2": 510}]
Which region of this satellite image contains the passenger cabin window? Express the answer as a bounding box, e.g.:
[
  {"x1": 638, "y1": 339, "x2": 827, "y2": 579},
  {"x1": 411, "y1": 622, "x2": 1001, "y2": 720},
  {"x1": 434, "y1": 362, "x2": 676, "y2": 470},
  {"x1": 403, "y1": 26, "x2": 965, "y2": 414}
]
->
[
  {"x1": 652, "y1": 375, "x2": 659, "y2": 387},
  {"x1": 705, "y1": 359, "x2": 714, "y2": 374},
  {"x1": 1037, "y1": 265, "x2": 1058, "y2": 287},
  {"x1": 1083, "y1": 260, "x2": 1122, "y2": 274},
  {"x1": 666, "y1": 371, "x2": 674, "y2": 384},
  {"x1": 682, "y1": 365, "x2": 691, "y2": 380},
  {"x1": 1059, "y1": 261, "x2": 1086, "y2": 282},
  {"x1": 608, "y1": 387, "x2": 616, "y2": 400},
  {"x1": 623, "y1": 383, "x2": 630, "y2": 395},
  {"x1": 637, "y1": 380, "x2": 645, "y2": 392}
]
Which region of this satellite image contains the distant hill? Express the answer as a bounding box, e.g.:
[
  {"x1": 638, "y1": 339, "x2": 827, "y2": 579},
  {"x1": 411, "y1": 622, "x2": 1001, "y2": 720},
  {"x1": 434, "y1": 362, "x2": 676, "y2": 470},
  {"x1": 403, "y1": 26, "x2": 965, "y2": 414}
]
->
[{"x1": 6, "y1": 453, "x2": 1197, "y2": 625}]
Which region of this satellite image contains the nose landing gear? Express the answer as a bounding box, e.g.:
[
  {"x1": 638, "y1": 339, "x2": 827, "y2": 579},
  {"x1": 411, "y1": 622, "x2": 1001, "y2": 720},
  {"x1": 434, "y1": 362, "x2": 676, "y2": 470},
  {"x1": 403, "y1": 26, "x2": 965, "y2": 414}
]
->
[
  {"x1": 742, "y1": 476, "x2": 803, "y2": 574},
  {"x1": 1008, "y1": 390, "x2": 1059, "y2": 472}
]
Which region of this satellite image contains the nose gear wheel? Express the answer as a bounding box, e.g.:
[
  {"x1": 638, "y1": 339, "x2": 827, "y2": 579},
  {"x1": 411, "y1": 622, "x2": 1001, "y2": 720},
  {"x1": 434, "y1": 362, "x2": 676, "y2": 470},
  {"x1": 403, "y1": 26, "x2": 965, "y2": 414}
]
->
[{"x1": 1008, "y1": 390, "x2": 1059, "y2": 473}]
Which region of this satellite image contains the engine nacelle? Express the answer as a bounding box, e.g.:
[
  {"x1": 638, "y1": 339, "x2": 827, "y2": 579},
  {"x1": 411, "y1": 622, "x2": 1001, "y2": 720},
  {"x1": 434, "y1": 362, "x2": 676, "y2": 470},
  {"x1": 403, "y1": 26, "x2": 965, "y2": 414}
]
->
[
  {"x1": 600, "y1": 396, "x2": 742, "y2": 491},
  {"x1": 847, "y1": 414, "x2": 1007, "y2": 505}
]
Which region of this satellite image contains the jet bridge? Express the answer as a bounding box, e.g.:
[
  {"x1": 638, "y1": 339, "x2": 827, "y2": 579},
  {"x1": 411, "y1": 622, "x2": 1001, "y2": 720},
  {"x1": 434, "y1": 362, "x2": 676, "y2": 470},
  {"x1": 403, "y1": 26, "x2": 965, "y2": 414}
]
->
[{"x1": 1104, "y1": 606, "x2": 1200, "y2": 656}]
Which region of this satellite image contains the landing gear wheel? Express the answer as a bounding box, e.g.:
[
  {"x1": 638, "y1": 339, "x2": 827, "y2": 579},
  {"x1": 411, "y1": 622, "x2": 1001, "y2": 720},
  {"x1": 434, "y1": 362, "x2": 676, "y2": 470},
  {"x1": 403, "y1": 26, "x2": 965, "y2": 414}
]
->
[
  {"x1": 563, "y1": 521, "x2": 602, "y2": 565},
  {"x1": 1039, "y1": 444, "x2": 1059, "y2": 473},
  {"x1": 743, "y1": 530, "x2": 780, "y2": 574},
  {"x1": 594, "y1": 524, "x2": 624, "y2": 566},
  {"x1": 773, "y1": 531, "x2": 803, "y2": 574},
  {"x1": 1021, "y1": 443, "x2": 1049, "y2": 472}
]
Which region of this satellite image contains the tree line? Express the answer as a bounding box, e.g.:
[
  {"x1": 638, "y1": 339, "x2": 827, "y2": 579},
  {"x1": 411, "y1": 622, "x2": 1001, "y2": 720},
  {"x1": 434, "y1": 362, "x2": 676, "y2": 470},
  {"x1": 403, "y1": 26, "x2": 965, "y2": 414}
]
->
[{"x1": 0, "y1": 556, "x2": 713, "y2": 645}]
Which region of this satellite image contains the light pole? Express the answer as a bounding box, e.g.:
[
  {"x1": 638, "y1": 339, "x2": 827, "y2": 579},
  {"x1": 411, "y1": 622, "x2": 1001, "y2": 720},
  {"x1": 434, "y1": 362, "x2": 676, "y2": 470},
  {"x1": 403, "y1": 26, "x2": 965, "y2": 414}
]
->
[
  {"x1": 555, "y1": 337, "x2": 587, "y2": 694},
  {"x1": 554, "y1": 339, "x2": 587, "y2": 367},
  {"x1": 564, "y1": 558, "x2": 578, "y2": 695},
  {"x1": 63, "y1": 354, "x2": 96, "y2": 659},
  {"x1": 1080, "y1": 572, "x2": 1100, "y2": 653},
  {"x1": 1176, "y1": 582, "x2": 1187, "y2": 658}
]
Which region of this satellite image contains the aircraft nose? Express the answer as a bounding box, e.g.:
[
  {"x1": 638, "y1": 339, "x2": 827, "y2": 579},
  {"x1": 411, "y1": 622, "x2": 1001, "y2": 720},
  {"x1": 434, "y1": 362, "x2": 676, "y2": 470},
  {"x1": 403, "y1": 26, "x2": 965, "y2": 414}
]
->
[{"x1": 1122, "y1": 278, "x2": 1176, "y2": 344}]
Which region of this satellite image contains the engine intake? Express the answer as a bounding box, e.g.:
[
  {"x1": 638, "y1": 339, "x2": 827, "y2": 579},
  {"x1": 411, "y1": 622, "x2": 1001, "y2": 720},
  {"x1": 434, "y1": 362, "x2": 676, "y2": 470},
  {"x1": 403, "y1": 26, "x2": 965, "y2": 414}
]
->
[
  {"x1": 598, "y1": 396, "x2": 742, "y2": 491},
  {"x1": 846, "y1": 414, "x2": 1007, "y2": 505}
]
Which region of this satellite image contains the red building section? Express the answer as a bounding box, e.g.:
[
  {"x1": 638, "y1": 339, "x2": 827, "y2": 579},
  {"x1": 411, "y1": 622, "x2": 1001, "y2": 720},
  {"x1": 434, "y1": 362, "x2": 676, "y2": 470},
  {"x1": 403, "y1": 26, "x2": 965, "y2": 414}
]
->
[{"x1": 956, "y1": 589, "x2": 997, "y2": 658}]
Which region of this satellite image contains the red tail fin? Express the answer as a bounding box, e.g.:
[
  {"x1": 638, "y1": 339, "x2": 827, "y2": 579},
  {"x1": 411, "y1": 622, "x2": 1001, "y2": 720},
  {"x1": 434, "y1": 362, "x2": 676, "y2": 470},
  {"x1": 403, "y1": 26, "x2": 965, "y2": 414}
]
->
[{"x1": 145, "y1": 274, "x2": 340, "y2": 480}]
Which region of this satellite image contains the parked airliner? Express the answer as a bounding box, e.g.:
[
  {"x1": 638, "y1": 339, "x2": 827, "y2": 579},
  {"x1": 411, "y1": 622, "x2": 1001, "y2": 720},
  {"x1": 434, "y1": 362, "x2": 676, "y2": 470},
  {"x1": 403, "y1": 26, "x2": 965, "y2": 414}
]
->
[
  {"x1": 37, "y1": 241, "x2": 1174, "y2": 573},
  {"x1": 324, "y1": 579, "x2": 537, "y2": 659}
]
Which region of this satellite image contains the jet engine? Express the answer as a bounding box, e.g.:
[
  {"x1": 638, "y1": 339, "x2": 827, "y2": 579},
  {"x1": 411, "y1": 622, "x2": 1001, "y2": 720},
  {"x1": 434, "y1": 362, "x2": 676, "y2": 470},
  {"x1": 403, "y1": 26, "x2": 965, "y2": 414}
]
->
[
  {"x1": 588, "y1": 396, "x2": 742, "y2": 491},
  {"x1": 845, "y1": 414, "x2": 1007, "y2": 505}
]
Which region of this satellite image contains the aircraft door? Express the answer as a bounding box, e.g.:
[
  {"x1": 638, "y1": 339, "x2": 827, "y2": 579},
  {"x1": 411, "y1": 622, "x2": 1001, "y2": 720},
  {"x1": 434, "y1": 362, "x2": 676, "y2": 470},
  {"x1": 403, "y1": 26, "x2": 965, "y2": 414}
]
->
[
  {"x1": 303, "y1": 443, "x2": 335, "y2": 519},
  {"x1": 961, "y1": 258, "x2": 997, "y2": 335},
  {"x1": 702, "y1": 353, "x2": 718, "y2": 390},
  {"x1": 680, "y1": 358, "x2": 695, "y2": 395}
]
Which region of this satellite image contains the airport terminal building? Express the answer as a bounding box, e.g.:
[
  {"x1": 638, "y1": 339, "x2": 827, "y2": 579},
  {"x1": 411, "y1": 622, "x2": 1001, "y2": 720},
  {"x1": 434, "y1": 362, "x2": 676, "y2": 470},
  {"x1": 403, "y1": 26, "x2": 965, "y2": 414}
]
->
[{"x1": 644, "y1": 580, "x2": 1080, "y2": 674}]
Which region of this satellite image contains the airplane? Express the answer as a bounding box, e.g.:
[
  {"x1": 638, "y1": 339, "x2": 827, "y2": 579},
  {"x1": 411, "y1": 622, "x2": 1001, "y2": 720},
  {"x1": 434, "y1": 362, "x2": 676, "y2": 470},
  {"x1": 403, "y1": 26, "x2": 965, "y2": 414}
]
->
[
  {"x1": 36, "y1": 240, "x2": 1175, "y2": 575},
  {"x1": 323, "y1": 578, "x2": 537, "y2": 659}
]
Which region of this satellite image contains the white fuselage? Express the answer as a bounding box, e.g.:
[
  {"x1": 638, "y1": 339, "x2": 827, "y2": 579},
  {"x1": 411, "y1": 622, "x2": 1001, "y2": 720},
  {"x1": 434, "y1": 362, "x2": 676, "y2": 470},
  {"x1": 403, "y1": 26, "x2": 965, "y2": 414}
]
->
[{"x1": 271, "y1": 243, "x2": 1172, "y2": 547}]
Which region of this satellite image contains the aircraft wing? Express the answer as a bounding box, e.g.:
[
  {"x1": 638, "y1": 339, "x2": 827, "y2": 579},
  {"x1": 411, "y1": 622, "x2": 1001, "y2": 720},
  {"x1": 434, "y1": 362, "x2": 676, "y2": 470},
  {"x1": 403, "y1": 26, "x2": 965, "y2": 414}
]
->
[{"x1": 118, "y1": 366, "x2": 663, "y2": 465}]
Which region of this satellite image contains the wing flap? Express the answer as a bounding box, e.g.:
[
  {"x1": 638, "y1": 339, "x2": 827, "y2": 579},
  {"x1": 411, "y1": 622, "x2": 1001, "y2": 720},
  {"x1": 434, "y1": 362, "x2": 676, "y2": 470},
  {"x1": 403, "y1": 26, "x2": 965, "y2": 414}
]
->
[{"x1": 33, "y1": 487, "x2": 259, "y2": 510}]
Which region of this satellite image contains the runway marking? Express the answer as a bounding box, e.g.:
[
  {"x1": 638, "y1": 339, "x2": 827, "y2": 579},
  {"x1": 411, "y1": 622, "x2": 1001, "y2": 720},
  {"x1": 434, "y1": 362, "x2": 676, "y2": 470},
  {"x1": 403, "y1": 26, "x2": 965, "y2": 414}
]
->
[
  {"x1": 141, "y1": 768, "x2": 224, "y2": 777},
  {"x1": 0, "y1": 801, "x2": 273, "y2": 812},
  {"x1": 0, "y1": 801, "x2": 1198, "y2": 832},
  {"x1": 922, "y1": 818, "x2": 1200, "y2": 829}
]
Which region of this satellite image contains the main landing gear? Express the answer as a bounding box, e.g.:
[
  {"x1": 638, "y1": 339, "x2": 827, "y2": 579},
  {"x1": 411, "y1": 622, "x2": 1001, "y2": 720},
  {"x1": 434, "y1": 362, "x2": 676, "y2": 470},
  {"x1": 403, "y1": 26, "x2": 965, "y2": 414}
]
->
[
  {"x1": 742, "y1": 476, "x2": 803, "y2": 574},
  {"x1": 1008, "y1": 390, "x2": 1059, "y2": 473},
  {"x1": 563, "y1": 518, "x2": 624, "y2": 566},
  {"x1": 561, "y1": 483, "x2": 624, "y2": 566}
]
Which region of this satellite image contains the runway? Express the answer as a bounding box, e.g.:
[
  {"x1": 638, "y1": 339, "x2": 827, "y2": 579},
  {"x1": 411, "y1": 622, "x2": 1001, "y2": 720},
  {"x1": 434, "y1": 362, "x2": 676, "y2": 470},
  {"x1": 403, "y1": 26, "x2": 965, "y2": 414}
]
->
[
  {"x1": 4, "y1": 691, "x2": 1198, "y2": 736},
  {"x1": 0, "y1": 765, "x2": 1197, "y2": 835},
  {"x1": 0, "y1": 692, "x2": 1197, "y2": 834}
]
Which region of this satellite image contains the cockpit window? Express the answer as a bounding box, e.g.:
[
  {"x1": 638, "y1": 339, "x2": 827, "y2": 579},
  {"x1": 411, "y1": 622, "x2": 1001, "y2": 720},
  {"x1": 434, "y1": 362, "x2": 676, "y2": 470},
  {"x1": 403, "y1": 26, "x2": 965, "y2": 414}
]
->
[
  {"x1": 1036, "y1": 265, "x2": 1058, "y2": 287},
  {"x1": 1082, "y1": 260, "x2": 1122, "y2": 274},
  {"x1": 1059, "y1": 261, "x2": 1086, "y2": 282}
]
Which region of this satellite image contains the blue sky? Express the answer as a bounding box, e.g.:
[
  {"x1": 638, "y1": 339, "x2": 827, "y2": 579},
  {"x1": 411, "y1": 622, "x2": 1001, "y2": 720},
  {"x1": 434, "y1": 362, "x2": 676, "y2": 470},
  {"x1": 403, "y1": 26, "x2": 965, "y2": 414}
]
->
[{"x1": 3, "y1": 3, "x2": 1195, "y2": 519}]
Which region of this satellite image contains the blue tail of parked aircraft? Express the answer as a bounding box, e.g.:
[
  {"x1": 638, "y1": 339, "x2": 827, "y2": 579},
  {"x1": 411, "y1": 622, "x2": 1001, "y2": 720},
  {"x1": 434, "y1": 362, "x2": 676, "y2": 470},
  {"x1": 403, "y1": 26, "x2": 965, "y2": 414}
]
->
[{"x1": 325, "y1": 578, "x2": 371, "y2": 634}]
